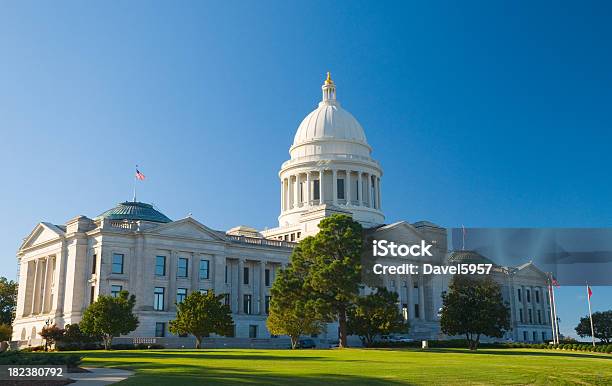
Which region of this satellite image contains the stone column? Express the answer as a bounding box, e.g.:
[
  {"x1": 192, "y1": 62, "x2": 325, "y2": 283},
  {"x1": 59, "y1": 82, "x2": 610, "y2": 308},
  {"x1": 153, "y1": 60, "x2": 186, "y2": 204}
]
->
[
  {"x1": 377, "y1": 176, "x2": 381, "y2": 209},
  {"x1": 285, "y1": 179, "x2": 290, "y2": 212},
  {"x1": 30, "y1": 259, "x2": 39, "y2": 315},
  {"x1": 406, "y1": 275, "x2": 414, "y2": 320},
  {"x1": 41, "y1": 257, "x2": 51, "y2": 314},
  {"x1": 280, "y1": 181, "x2": 284, "y2": 212},
  {"x1": 318, "y1": 170, "x2": 324, "y2": 205},
  {"x1": 305, "y1": 172, "x2": 310, "y2": 205},
  {"x1": 259, "y1": 261, "x2": 266, "y2": 315},
  {"x1": 418, "y1": 273, "x2": 425, "y2": 320},
  {"x1": 332, "y1": 169, "x2": 338, "y2": 205},
  {"x1": 293, "y1": 175, "x2": 299, "y2": 208},
  {"x1": 346, "y1": 170, "x2": 351, "y2": 206},
  {"x1": 357, "y1": 172, "x2": 362, "y2": 206},
  {"x1": 237, "y1": 258, "x2": 244, "y2": 314}
]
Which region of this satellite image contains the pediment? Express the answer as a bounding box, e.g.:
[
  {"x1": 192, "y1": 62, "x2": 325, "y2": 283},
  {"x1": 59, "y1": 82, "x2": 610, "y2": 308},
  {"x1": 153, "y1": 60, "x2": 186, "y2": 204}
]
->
[
  {"x1": 367, "y1": 221, "x2": 426, "y2": 243},
  {"x1": 514, "y1": 263, "x2": 548, "y2": 281},
  {"x1": 20, "y1": 222, "x2": 64, "y2": 251},
  {"x1": 144, "y1": 218, "x2": 225, "y2": 241}
]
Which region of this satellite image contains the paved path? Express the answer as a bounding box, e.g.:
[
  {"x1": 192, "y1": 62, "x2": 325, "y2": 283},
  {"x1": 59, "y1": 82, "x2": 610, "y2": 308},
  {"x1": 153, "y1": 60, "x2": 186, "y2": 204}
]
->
[{"x1": 70, "y1": 367, "x2": 134, "y2": 385}]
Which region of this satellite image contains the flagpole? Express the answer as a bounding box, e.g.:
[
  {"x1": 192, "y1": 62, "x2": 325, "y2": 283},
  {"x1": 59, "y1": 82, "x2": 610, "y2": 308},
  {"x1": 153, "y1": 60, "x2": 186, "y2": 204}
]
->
[
  {"x1": 550, "y1": 280, "x2": 559, "y2": 344},
  {"x1": 461, "y1": 225, "x2": 465, "y2": 251},
  {"x1": 133, "y1": 165, "x2": 137, "y2": 202},
  {"x1": 547, "y1": 278, "x2": 556, "y2": 344},
  {"x1": 587, "y1": 283, "x2": 595, "y2": 347}
]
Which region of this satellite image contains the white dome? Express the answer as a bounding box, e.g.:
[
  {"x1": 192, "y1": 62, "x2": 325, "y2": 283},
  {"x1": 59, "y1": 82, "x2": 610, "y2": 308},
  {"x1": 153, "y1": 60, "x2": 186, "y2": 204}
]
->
[{"x1": 292, "y1": 102, "x2": 368, "y2": 147}]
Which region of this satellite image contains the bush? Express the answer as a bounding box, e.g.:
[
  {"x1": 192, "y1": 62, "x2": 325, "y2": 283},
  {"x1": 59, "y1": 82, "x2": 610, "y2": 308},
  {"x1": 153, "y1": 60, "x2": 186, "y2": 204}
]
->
[
  {"x1": 135, "y1": 343, "x2": 164, "y2": 349},
  {"x1": 0, "y1": 351, "x2": 82, "y2": 368},
  {"x1": 21, "y1": 346, "x2": 45, "y2": 352}
]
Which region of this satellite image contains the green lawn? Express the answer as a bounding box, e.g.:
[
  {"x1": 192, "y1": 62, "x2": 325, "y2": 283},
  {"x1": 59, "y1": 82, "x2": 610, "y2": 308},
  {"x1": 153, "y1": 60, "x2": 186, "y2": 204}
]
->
[{"x1": 77, "y1": 348, "x2": 612, "y2": 385}]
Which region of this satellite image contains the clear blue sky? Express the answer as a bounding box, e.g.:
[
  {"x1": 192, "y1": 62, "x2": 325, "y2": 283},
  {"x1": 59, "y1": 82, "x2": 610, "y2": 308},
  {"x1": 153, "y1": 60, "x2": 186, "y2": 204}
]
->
[{"x1": 1, "y1": 1, "x2": 610, "y2": 339}]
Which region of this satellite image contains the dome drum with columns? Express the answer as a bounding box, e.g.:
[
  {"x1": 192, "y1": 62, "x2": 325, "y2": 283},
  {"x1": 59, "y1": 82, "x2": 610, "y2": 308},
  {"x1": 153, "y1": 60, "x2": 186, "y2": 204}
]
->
[{"x1": 262, "y1": 73, "x2": 384, "y2": 241}]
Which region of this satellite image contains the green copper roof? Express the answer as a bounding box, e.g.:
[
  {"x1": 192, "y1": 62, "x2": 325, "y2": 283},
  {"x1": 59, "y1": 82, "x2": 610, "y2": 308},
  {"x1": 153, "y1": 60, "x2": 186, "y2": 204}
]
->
[{"x1": 96, "y1": 201, "x2": 172, "y2": 223}]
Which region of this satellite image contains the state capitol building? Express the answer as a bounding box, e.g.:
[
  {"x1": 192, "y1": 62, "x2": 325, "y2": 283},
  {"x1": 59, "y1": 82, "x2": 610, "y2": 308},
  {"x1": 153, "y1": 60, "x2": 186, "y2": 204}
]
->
[{"x1": 12, "y1": 74, "x2": 553, "y2": 347}]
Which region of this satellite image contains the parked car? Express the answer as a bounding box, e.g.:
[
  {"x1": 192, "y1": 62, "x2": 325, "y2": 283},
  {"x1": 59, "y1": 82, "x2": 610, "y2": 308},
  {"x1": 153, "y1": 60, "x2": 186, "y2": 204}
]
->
[
  {"x1": 383, "y1": 335, "x2": 413, "y2": 343},
  {"x1": 296, "y1": 338, "x2": 316, "y2": 349}
]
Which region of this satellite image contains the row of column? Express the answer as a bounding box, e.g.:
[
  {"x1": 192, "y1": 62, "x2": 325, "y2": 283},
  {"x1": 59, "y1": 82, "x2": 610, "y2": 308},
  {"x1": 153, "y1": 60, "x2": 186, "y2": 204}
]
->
[
  {"x1": 23, "y1": 256, "x2": 55, "y2": 316},
  {"x1": 234, "y1": 258, "x2": 285, "y2": 316},
  {"x1": 281, "y1": 169, "x2": 381, "y2": 211},
  {"x1": 519, "y1": 285, "x2": 549, "y2": 325},
  {"x1": 392, "y1": 273, "x2": 426, "y2": 321}
]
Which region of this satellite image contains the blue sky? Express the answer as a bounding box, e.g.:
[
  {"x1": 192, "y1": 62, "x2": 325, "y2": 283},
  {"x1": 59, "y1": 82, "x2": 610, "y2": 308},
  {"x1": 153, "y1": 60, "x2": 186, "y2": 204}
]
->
[{"x1": 1, "y1": 1, "x2": 610, "y2": 339}]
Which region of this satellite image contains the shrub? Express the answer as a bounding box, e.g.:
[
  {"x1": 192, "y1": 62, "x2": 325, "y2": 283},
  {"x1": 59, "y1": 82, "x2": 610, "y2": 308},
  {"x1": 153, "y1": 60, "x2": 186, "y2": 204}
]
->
[
  {"x1": 21, "y1": 346, "x2": 45, "y2": 352},
  {"x1": 0, "y1": 351, "x2": 82, "y2": 368}
]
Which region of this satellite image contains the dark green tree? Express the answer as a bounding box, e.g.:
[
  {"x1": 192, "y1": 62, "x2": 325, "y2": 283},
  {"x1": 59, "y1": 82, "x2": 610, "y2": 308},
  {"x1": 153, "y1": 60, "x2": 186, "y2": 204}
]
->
[
  {"x1": 267, "y1": 239, "x2": 324, "y2": 348},
  {"x1": 347, "y1": 287, "x2": 409, "y2": 346},
  {"x1": 39, "y1": 324, "x2": 65, "y2": 351},
  {"x1": 80, "y1": 290, "x2": 139, "y2": 350},
  {"x1": 0, "y1": 323, "x2": 12, "y2": 341},
  {"x1": 0, "y1": 277, "x2": 17, "y2": 325},
  {"x1": 305, "y1": 214, "x2": 363, "y2": 348},
  {"x1": 169, "y1": 290, "x2": 234, "y2": 349},
  {"x1": 440, "y1": 275, "x2": 511, "y2": 350},
  {"x1": 575, "y1": 310, "x2": 612, "y2": 344}
]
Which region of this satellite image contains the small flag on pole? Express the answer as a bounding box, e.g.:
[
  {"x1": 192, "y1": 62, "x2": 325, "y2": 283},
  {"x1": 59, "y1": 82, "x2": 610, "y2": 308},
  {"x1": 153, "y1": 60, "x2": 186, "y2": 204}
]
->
[
  {"x1": 552, "y1": 277, "x2": 560, "y2": 288},
  {"x1": 587, "y1": 285, "x2": 592, "y2": 299},
  {"x1": 135, "y1": 168, "x2": 146, "y2": 181}
]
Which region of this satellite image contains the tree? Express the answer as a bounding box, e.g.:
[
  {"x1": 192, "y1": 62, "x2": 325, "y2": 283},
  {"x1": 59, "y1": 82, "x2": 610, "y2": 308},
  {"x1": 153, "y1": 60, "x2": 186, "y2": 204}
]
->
[
  {"x1": 0, "y1": 324, "x2": 12, "y2": 341},
  {"x1": 575, "y1": 310, "x2": 612, "y2": 344},
  {"x1": 80, "y1": 290, "x2": 139, "y2": 350},
  {"x1": 169, "y1": 290, "x2": 234, "y2": 349},
  {"x1": 305, "y1": 214, "x2": 363, "y2": 348},
  {"x1": 440, "y1": 275, "x2": 511, "y2": 350},
  {"x1": 0, "y1": 277, "x2": 17, "y2": 325},
  {"x1": 347, "y1": 287, "x2": 408, "y2": 346},
  {"x1": 267, "y1": 241, "x2": 324, "y2": 348},
  {"x1": 39, "y1": 324, "x2": 65, "y2": 351}
]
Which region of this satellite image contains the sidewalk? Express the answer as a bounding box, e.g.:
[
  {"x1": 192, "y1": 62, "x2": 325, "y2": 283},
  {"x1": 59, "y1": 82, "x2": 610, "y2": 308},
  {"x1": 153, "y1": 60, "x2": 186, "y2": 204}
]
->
[{"x1": 69, "y1": 367, "x2": 133, "y2": 386}]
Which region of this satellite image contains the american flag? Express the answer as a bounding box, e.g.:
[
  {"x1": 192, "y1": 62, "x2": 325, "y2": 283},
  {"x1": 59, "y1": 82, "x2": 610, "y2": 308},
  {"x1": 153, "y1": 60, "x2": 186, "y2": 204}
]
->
[{"x1": 135, "y1": 168, "x2": 146, "y2": 181}]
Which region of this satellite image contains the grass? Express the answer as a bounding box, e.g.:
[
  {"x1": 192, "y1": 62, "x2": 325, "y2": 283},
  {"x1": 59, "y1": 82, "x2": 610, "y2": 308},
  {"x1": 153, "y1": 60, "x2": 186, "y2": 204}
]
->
[{"x1": 73, "y1": 348, "x2": 612, "y2": 385}]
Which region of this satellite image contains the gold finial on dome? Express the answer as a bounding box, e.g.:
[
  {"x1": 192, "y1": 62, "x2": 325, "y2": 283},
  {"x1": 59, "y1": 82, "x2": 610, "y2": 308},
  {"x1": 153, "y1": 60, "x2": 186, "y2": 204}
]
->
[{"x1": 325, "y1": 71, "x2": 334, "y2": 85}]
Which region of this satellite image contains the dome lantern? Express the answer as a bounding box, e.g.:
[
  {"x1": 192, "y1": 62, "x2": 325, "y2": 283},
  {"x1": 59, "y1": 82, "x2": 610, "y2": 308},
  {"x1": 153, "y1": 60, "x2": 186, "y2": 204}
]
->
[{"x1": 322, "y1": 71, "x2": 336, "y2": 103}]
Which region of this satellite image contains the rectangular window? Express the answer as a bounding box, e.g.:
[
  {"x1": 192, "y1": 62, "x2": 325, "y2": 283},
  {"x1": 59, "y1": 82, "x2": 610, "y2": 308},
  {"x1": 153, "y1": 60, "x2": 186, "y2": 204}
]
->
[
  {"x1": 414, "y1": 303, "x2": 419, "y2": 318},
  {"x1": 199, "y1": 259, "x2": 210, "y2": 280},
  {"x1": 155, "y1": 256, "x2": 166, "y2": 276},
  {"x1": 528, "y1": 309, "x2": 533, "y2": 323},
  {"x1": 517, "y1": 288, "x2": 522, "y2": 302},
  {"x1": 527, "y1": 289, "x2": 531, "y2": 303},
  {"x1": 533, "y1": 331, "x2": 537, "y2": 341},
  {"x1": 337, "y1": 178, "x2": 345, "y2": 199},
  {"x1": 176, "y1": 288, "x2": 187, "y2": 304},
  {"x1": 519, "y1": 309, "x2": 524, "y2": 323},
  {"x1": 265, "y1": 269, "x2": 270, "y2": 287},
  {"x1": 537, "y1": 310, "x2": 542, "y2": 324},
  {"x1": 91, "y1": 254, "x2": 97, "y2": 275},
  {"x1": 225, "y1": 264, "x2": 228, "y2": 283},
  {"x1": 535, "y1": 290, "x2": 540, "y2": 303},
  {"x1": 112, "y1": 253, "x2": 124, "y2": 274},
  {"x1": 111, "y1": 285, "x2": 122, "y2": 297},
  {"x1": 299, "y1": 182, "x2": 304, "y2": 203},
  {"x1": 154, "y1": 287, "x2": 165, "y2": 311},
  {"x1": 249, "y1": 324, "x2": 257, "y2": 339},
  {"x1": 290, "y1": 233, "x2": 295, "y2": 242},
  {"x1": 177, "y1": 257, "x2": 188, "y2": 278},
  {"x1": 355, "y1": 180, "x2": 359, "y2": 200},
  {"x1": 243, "y1": 267, "x2": 249, "y2": 285},
  {"x1": 313, "y1": 180, "x2": 320, "y2": 200},
  {"x1": 523, "y1": 331, "x2": 528, "y2": 341},
  {"x1": 155, "y1": 322, "x2": 165, "y2": 337},
  {"x1": 265, "y1": 295, "x2": 271, "y2": 314},
  {"x1": 243, "y1": 294, "x2": 252, "y2": 314},
  {"x1": 542, "y1": 332, "x2": 546, "y2": 341},
  {"x1": 224, "y1": 293, "x2": 230, "y2": 306},
  {"x1": 90, "y1": 286, "x2": 95, "y2": 304}
]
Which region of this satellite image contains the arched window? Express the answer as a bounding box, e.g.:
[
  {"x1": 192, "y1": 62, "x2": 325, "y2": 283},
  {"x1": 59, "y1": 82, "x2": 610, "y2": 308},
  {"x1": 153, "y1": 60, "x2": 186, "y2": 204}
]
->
[
  {"x1": 31, "y1": 326, "x2": 37, "y2": 340},
  {"x1": 20, "y1": 328, "x2": 26, "y2": 340}
]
